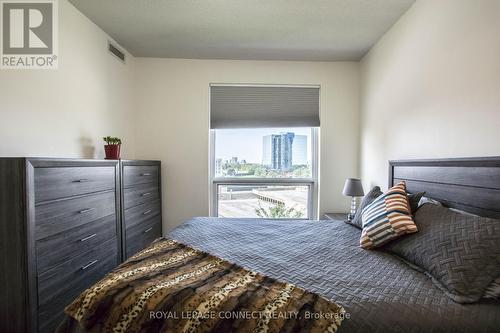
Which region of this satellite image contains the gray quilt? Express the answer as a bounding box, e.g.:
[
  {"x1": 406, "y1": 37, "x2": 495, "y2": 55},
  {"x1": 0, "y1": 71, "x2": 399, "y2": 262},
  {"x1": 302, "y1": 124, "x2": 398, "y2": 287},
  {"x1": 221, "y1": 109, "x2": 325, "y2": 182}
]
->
[{"x1": 170, "y1": 217, "x2": 500, "y2": 333}]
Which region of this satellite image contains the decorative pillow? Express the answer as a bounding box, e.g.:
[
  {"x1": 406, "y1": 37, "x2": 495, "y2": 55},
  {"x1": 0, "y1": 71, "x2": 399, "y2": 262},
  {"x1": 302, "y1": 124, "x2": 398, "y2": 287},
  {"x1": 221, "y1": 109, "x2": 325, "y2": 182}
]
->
[
  {"x1": 483, "y1": 277, "x2": 500, "y2": 299},
  {"x1": 418, "y1": 196, "x2": 443, "y2": 207},
  {"x1": 360, "y1": 182, "x2": 417, "y2": 249},
  {"x1": 418, "y1": 196, "x2": 479, "y2": 217},
  {"x1": 448, "y1": 207, "x2": 480, "y2": 217},
  {"x1": 345, "y1": 186, "x2": 383, "y2": 229},
  {"x1": 407, "y1": 192, "x2": 425, "y2": 213},
  {"x1": 386, "y1": 203, "x2": 500, "y2": 303}
]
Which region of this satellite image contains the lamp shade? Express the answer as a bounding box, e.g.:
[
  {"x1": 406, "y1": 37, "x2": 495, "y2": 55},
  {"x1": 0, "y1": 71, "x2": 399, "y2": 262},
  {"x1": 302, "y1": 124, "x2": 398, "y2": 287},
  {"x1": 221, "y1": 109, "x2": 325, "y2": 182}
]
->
[{"x1": 342, "y1": 178, "x2": 364, "y2": 197}]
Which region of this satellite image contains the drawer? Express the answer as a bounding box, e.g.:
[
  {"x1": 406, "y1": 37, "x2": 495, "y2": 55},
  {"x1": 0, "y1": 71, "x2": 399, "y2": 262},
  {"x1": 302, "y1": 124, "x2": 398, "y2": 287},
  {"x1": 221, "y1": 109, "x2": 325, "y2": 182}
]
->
[
  {"x1": 37, "y1": 238, "x2": 118, "y2": 332},
  {"x1": 123, "y1": 165, "x2": 159, "y2": 187},
  {"x1": 38, "y1": 249, "x2": 118, "y2": 333},
  {"x1": 126, "y1": 216, "x2": 162, "y2": 258},
  {"x1": 35, "y1": 190, "x2": 116, "y2": 240},
  {"x1": 35, "y1": 166, "x2": 115, "y2": 203},
  {"x1": 124, "y1": 199, "x2": 161, "y2": 230},
  {"x1": 123, "y1": 182, "x2": 160, "y2": 209},
  {"x1": 36, "y1": 214, "x2": 117, "y2": 274},
  {"x1": 39, "y1": 310, "x2": 66, "y2": 333},
  {"x1": 37, "y1": 254, "x2": 116, "y2": 333}
]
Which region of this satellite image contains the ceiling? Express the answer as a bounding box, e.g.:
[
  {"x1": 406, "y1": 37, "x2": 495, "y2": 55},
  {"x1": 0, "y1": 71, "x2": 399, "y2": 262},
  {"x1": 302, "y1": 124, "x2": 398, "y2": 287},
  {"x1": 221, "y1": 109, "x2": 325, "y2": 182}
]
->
[{"x1": 69, "y1": 0, "x2": 415, "y2": 61}]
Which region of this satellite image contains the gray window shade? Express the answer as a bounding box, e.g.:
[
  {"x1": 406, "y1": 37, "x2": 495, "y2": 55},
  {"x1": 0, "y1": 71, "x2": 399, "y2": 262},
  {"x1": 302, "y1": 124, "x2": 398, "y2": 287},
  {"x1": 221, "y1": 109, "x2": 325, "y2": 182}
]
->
[{"x1": 210, "y1": 85, "x2": 320, "y2": 128}]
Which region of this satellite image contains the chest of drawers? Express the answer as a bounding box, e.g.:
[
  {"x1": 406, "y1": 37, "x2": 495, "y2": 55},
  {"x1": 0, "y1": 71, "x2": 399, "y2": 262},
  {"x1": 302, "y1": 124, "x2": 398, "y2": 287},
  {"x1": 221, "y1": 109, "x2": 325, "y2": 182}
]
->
[
  {"x1": 120, "y1": 160, "x2": 162, "y2": 259},
  {"x1": 0, "y1": 158, "x2": 162, "y2": 333}
]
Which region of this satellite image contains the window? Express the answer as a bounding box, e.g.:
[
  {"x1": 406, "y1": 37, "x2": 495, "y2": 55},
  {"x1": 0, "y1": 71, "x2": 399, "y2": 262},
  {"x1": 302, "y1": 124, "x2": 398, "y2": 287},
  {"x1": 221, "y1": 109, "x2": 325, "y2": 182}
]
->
[
  {"x1": 211, "y1": 127, "x2": 318, "y2": 219},
  {"x1": 214, "y1": 128, "x2": 312, "y2": 178},
  {"x1": 217, "y1": 184, "x2": 311, "y2": 219},
  {"x1": 209, "y1": 84, "x2": 320, "y2": 220}
]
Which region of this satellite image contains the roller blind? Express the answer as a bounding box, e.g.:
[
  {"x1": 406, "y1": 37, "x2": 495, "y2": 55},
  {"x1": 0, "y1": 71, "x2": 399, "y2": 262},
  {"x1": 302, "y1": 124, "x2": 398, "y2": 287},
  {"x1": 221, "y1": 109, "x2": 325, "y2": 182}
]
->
[{"x1": 210, "y1": 85, "x2": 320, "y2": 129}]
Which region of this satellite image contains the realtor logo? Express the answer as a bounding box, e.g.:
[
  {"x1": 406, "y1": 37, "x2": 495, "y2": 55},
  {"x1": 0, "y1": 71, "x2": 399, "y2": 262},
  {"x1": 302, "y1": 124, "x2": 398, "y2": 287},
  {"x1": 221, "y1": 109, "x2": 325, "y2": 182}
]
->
[{"x1": 1, "y1": 0, "x2": 58, "y2": 69}]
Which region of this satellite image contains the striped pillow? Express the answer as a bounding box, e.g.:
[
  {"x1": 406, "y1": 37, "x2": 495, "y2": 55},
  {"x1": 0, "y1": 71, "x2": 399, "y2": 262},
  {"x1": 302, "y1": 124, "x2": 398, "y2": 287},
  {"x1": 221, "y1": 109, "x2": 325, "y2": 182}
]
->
[
  {"x1": 483, "y1": 277, "x2": 500, "y2": 299},
  {"x1": 360, "y1": 182, "x2": 418, "y2": 249}
]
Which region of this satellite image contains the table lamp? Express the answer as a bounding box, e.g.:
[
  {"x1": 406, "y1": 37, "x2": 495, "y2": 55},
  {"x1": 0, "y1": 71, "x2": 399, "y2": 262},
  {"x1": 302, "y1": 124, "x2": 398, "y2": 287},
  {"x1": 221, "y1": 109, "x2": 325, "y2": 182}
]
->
[{"x1": 343, "y1": 178, "x2": 364, "y2": 221}]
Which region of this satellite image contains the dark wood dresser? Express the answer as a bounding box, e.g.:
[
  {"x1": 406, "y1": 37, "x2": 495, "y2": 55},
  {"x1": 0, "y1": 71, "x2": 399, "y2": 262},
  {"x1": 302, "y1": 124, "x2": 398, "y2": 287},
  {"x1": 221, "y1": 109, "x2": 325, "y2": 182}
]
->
[
  {"x1": 0, "y1": 158, "x2": 162, "y2": 333},
  {"x1": 121, "y1": 160, "x2": 162, "y2": 259}
]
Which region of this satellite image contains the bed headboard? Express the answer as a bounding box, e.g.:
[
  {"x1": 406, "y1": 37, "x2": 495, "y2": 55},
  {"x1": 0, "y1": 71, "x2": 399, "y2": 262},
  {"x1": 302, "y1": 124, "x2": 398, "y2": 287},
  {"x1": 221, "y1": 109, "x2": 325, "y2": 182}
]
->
[{"x1": 389, "y1": 157, "x2": 500, "y2": 219}]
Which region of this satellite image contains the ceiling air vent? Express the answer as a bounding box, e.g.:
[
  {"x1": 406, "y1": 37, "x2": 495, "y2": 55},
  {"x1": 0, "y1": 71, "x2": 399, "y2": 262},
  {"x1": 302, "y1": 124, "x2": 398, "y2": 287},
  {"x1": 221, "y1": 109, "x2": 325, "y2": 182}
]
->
[{"x1": 108, "y1": 42, "x2": 126, "y2": 63}]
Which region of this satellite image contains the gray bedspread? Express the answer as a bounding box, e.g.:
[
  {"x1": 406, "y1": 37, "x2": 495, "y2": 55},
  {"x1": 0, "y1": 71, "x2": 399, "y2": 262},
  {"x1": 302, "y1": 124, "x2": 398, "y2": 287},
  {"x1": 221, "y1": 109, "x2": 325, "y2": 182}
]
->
[{"x1": 170, "y1": 217, "x2": 499, "y2": 333}]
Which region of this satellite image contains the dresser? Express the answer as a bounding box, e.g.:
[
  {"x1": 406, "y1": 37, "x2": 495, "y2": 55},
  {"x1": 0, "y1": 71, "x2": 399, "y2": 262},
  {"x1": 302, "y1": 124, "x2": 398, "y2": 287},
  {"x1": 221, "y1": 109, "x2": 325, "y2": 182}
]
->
[
  {"x1": 121, "y1": 160, "x2": 162, "y2": 259},
  {"x1": 0, "y1": 158, "x2": 162, "y2": 333}
]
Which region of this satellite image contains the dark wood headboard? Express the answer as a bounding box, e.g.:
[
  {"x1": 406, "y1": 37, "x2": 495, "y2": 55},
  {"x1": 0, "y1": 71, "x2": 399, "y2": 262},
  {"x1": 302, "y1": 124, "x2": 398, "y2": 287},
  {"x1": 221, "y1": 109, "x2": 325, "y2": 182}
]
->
[{"x1": 389, "y1": 157, "x2": 500, "y2": 219}]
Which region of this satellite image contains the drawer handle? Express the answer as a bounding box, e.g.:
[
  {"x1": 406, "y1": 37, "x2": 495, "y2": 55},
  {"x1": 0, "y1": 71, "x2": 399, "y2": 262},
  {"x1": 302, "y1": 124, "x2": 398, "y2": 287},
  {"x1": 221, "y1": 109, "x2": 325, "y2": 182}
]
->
[
  {"x1": 74, "y1": 178, "x2": 90, "y2": 183},
  {"x1": 78, "y1": 208, "x2": 95, "y2": 214},
  {"x1": 144, "y1": 227, "x2": 153, "y2": 233},
  {"x1": 80, "y1": 233, "x2": 97, "y2": 242},
  {"x1": 141, "y1": 192, "x2": 151, "y2": 197},
  {"x1": 140, "y1": 173, "x2": 151, "y2": 176},
  {"x1": 81, "y1": 260, "x2": 99, "y2": 270},
  {"x1": 143, "y1": 209, "x2": 152, "y2": 215}
]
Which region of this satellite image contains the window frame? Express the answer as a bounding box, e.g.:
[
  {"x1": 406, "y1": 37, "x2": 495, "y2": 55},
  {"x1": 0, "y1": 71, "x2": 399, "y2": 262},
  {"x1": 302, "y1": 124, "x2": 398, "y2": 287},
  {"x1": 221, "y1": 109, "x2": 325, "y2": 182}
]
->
[{"x1": 209, "y1": 127, "x2": 319, "y2": 220}]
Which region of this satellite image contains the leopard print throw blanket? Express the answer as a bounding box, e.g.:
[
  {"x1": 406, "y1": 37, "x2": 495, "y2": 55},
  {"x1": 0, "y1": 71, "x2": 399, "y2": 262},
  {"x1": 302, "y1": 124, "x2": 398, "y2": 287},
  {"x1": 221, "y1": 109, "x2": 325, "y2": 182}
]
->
[{"x1": 65, "y1": 238, "x2": 345, "y2": 333}]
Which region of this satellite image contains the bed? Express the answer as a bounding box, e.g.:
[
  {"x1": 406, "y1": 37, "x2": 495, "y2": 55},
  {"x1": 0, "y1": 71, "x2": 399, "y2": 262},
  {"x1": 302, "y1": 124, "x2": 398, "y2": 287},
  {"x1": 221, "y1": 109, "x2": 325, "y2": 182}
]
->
[{"x1": 59, "y1": 157, "x2": 500, "y2": 332}]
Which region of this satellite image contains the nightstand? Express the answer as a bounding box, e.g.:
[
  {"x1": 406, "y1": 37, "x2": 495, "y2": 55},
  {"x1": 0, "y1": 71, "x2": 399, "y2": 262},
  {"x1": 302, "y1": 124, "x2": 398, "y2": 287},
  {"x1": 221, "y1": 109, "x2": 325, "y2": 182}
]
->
[{"x1": 323, "y1": 213, "x2": 348, "y2": 222}]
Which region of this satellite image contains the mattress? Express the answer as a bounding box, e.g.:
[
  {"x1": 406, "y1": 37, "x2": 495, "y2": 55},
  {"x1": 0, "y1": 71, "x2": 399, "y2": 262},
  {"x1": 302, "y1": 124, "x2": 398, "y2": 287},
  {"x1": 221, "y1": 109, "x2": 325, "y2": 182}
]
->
[{"x1": 170, "y1": 217, "x2": 500, "y2": 333}]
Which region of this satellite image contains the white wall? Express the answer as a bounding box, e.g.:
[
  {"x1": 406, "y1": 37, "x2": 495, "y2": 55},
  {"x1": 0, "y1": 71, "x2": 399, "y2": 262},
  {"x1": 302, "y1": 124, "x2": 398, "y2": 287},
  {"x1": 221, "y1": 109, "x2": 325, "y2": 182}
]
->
[
  {"x1": 4, "y1": 0, "x2": 497, "y2": 233},
  {"x1": 360, "y1": 0, "x2": 500, "y2": 189},
  {"x1": 133, "y1": 59, "x2": 360, "y2": 231},
  {"x1": 0, "y1": 0, "x2": 136, "y2": 158}
]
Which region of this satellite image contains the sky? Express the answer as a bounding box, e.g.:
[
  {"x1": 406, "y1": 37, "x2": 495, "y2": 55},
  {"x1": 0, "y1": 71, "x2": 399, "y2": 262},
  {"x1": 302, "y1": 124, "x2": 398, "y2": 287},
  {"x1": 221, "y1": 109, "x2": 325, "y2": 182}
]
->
[{"x1": 215, "y1": 127, "x2": 312, "y2": 163}]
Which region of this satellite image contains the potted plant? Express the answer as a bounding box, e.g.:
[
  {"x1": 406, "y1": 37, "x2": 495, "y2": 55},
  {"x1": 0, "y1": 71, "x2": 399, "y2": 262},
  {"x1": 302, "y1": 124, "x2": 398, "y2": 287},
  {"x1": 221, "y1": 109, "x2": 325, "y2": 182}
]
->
[{"x1": 103, "y1": 136, "x2": 122, "y2": 160}]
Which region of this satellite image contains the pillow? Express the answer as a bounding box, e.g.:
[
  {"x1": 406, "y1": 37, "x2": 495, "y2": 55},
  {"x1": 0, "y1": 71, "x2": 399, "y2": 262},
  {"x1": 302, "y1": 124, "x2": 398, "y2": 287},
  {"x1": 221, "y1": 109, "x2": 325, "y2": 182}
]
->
[
  {"x1": 418, "y1": 196, "x2": 443, "y2": 207},
  {"x1": 386, "y1": 203, "x2": 500, "y2": 303},
  {"x1": 483, "y1": 277, "x2": 500, "y2": 299},
  {"x1": 407, "y1": 192, "x2": 425, "y2": 213},
  {"x1": 345, "y1": 186, "x2": 382, "y2": 229},
  {"x1": 360, "y1": 181, "x2": 417, "y2": 249},
  {"x1": 417, "y1": 196, "x2": 479, "y2": 217},
  {"x1": 448, "y1": 207, "x2": 480, "y2": 217}
]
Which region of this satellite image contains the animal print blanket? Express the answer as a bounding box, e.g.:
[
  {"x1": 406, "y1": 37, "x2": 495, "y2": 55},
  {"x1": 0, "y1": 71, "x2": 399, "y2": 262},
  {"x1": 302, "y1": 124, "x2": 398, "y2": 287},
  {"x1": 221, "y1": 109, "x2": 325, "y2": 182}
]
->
[{"x1": 62, "y1": 238, "x2": 345, "y2": 333}]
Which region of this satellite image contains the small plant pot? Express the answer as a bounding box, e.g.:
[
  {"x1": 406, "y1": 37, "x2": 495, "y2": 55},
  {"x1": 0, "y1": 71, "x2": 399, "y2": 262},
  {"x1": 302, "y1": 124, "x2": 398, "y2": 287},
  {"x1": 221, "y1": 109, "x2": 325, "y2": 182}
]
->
[{"x1": 104, "y1": 145, "x2": 121, "y2": 160}]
